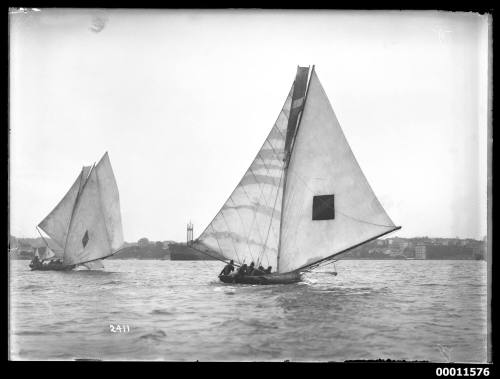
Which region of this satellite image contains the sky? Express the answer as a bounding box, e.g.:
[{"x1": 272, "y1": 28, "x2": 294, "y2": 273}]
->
[{"x1": 9, "y1": 9, "x2": 490, "y2": 242}]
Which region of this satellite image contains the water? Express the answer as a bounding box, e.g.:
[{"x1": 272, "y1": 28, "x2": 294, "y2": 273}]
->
[{"x1": 9, "y1": 259, "x2": 488, "y2": 362}]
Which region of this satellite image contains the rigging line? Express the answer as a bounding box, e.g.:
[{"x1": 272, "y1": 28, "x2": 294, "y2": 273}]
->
[
  {"x1": 285, "y1": 167, "x2": 395, "y2": 229},
  {"x1": 257, "y1": 166, "x2": 284, "y2": 267},
  {"x1": 219, "y1": 210, "x2": 248, "y2": 264},
  {"x1": 71, "y1": 246, "x2": 128, "y2": 267},
  {"x1": 236, "y1": 187, "x2": 259, "y2": 263},
  {"x1": 336, "y1": 209, "x2": 396, "y2": 228},
  {"x1": 35, "y1": 226, "x2": 53, "y2": 253},
  {"x1": 227, "y1": 197, "x2": 254, "y2": 262},
  {"x1": 247, "y1": 167, "x2": 282, "y2": 253},
  {"x1": 263, "y1": 135, "x2": 283, "y2": 162},
  {"x1": 207, "y1": 223, "x2": 228, "y2": 262},
  {"x1": 295, "y1": 226, "x2": 401, "y2": 273},
  {"x1": 189, "y1": 243, "x2": 242, "y2": 267},
  {"x1": 255, "y1": 146, "x2": 288, "y2": 243},
  {"x1": 237, "y1": 177, "x2": 272, "y2": 264},
  {"x1": 266, "y1": 159, "x2": 285, "y2": 240}
]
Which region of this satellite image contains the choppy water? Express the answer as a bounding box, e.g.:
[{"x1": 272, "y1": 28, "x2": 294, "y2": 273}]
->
[{"x1": 9, "y1": 259, "x2": 489, "y2": 362}]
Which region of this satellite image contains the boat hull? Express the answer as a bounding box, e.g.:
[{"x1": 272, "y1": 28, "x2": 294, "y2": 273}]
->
[
  {"x1": 219, "y1": 271, "x2": 302, "y2": 285},
  {"x1": 30, "y1": 263, "x2": 75, "y2": 271}
]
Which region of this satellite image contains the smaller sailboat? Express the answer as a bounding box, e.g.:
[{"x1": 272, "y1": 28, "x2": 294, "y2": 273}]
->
[
  {"x1": 34, "y1": 246, "x2": 58, "y2": 261},
  {"x1": 31, "y1": 152, "x2": 124, "y2": 271},
  {"x1": 192, "y1": 66, "x2": 401, "y2": 284}
]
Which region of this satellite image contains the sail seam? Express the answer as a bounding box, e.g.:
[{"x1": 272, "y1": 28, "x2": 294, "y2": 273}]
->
[
  {"x1": 227, "y1": 197, "x2": 254, "y2": 262},
  {"x1": 256, "y1": 166, "x2": 284, "y2": 268},
  {"x1": 255, "y1": 153, "x2": 285, "y2": 250},
  {"x1": 237, "y1": 181, "x2": 261, "y2": 263},
  {"x1": 219, "y1": 210, "x2": 247, "y2": 264},
  {"x1": 248, "y1": 167, "x2": 280, "y2": 253},
  {"x1": 209, "y1": 223, "x2": 227, "y2": 260},
  {"x1": 336, "y1": 210, "x2": 396, "y2": 228}
]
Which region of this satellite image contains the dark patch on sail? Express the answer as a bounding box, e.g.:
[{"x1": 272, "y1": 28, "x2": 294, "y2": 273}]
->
[
  {"x1": 312, "y1": 195, "x2": 335, "y2": 220},
  {"x1": 82, "y1": 230, "x2": 89, "y2": 248}
]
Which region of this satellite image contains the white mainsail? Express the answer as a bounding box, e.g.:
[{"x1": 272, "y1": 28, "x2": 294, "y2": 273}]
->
[
  {"x1": 95, "y1": 152, "x2": 124, "y2": 251},
  {"x1": 64, "y1": 165, "x2": 114, "y2": 266},
  {"x1": 278, "y1": 69, "x2": 398, "y2": 273},
  {"x1": 34, "y1": 246, "x2": 56, "y2": 261},
  {"x1": 195, "y1": 66, "x2": 399, "y2": 274},
  {"x1": 37, "y1": 153, "x2": 123, "y2": 267}
]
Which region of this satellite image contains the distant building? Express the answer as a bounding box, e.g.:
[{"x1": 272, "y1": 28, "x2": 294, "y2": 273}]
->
[
  {"x1": 403, "y1": 247, "x2": 415, "y2": 258},
  {"x1": 415, "y1": 244, "x2": 427, "y2": 259}
]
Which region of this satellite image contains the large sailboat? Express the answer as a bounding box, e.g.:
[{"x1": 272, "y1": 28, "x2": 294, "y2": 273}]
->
[
  {"x1": 192, "y1": 66, "x2": 401, "y2": 284},
  {"x1": 31, "y1": 152, "x2": 124, "y2": 271}
]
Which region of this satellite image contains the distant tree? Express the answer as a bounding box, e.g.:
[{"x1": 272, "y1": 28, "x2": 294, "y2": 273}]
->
[{"x1": 138, "y1": 237, "x2": 150, "y2": 247}]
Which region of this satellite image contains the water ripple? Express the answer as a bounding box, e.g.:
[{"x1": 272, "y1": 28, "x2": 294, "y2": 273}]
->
[{"x1": 9, "y1": 259, "x2": 488, "y2": 362}]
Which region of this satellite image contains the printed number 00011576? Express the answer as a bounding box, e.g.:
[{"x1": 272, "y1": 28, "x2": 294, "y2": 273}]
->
[{"x1": 436, "y1": 368, "x2": 490, "y2": 376}]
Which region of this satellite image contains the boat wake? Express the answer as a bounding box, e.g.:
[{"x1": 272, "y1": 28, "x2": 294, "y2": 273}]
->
[{"x1": 138, "y1": 330, "x2": 167, "y2": 342}]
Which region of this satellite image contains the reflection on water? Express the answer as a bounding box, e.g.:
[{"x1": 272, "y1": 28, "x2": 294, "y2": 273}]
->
[{"x1": 9, "y1": 259, "x2": 488, "y2": 361}]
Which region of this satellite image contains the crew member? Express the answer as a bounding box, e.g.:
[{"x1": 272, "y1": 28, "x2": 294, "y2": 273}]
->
[{"x1": 219, "y1": 260, "x2": 235, "y2": 277}]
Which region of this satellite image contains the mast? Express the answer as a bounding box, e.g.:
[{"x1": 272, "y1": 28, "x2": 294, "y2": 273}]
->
[
  {"x1": 94, "y1": 157, "x2": 113, "y2": 257},
  {"x1": 276, "y1": 65, "x2": 312, "y2": 272}
]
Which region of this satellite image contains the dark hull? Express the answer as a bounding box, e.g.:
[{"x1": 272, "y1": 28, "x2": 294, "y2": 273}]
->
[
  {"x1": 30, "y1": 264, "x2": 74, "y2": 271},
  {"x1": 219, "y1": 271, "x2": 302, "y2": 285}
]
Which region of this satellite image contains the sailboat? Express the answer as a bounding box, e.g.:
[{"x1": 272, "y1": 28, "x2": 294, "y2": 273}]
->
[
  {"x1": 192, "y1": 66, "x2": 401, "y2": 284},
  {"x1": 31, "y1": 152, "x2": 124, "y2": 271},
  {"x1": 33, "y1": 246, "x2": 57, "y2": 261}
]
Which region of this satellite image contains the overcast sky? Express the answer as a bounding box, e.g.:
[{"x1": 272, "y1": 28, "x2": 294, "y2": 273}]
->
[{"x1": 9, "y1": 9, "x2": 490, "y2": 242}]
